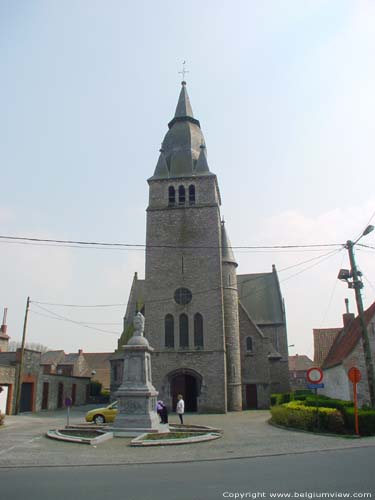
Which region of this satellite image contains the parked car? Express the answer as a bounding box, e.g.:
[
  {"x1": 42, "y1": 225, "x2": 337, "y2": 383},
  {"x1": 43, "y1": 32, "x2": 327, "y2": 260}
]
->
[{"x1": 85, "y1": 401, "x2": 118, "y2": 424}]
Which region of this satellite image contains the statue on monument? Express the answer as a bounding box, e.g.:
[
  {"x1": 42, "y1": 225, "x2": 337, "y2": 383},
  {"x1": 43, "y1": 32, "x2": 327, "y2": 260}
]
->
[{"x1": 133, "y1": 311, "x2": 145, "y2": 336}]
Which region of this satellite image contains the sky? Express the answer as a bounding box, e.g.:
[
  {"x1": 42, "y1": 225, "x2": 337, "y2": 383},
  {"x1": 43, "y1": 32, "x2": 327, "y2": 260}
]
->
[{"x1": 1, "y1": 0, "x2": 374, "y2": 359}]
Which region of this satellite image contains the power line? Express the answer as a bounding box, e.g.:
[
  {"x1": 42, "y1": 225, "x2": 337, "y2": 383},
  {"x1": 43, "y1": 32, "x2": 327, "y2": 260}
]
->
[
  {"x1": 30, "y1": 305, "x2": 120, "y2": 335},
  {"x1": 0, "y1": 234, "x2": 342, "y2": 250},
  {"x1": 30, "y1": 248, "x2": 341, "y2": 312}
]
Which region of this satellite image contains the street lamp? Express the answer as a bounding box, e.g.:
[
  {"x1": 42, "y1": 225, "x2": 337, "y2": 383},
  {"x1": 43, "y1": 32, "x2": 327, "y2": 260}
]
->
[{"x1": 337, "y1": 224, "x2": 375, "y2": 407}]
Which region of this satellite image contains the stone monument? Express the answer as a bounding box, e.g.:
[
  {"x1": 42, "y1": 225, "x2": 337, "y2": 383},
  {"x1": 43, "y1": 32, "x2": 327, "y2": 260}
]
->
[{"x1": 113, "y1": 312, "x2": 162, "y2": 434}]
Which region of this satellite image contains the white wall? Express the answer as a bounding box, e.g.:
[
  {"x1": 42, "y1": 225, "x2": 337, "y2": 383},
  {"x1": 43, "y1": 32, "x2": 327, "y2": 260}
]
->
[{"x1": 320, "y1": 365, "x2": 351, "y2": 401}]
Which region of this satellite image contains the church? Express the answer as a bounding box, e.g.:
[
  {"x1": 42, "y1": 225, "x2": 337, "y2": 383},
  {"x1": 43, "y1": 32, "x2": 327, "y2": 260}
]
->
[{"x1": 110, "y1": 82, "x2": 290, "y2": 412}]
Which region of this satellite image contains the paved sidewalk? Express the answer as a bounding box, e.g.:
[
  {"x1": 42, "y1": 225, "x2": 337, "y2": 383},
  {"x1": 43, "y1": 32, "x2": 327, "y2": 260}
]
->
[{"x1": 0, "y1": 408, "x2": 374, "y2": 468}]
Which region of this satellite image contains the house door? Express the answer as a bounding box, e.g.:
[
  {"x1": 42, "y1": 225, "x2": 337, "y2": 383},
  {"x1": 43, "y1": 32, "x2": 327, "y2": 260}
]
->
[
  {"x1": 42, "y1": 382, "x2": 49, "y2": 410},
  {"x1": 0, "y1": 386, "x2": 8, "y2": 414},
  {"x1": 57, "y1": 383, "x2": 64, "y2": 409},
  {"x1": 171, "y1": 374, "x2": 198, "y2": 412},
  {"x1": 20, "y1": 383, "x2": 33, "y2": 412},
  {"x1": 245, "y1": 384, "x2": 258, "y2": 409}
]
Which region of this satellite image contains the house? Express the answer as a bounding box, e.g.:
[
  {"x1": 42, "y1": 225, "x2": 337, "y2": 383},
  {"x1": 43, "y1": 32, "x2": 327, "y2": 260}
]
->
[
  {"x1": 319, "y1": 301, "x2": 375, "y2": 406},
  {"x1": 288, "y1": 354, "x2": 314, "y2": 391},
  {"x1": 0, "y1": 317, "x2": 90, "y2": 414}
]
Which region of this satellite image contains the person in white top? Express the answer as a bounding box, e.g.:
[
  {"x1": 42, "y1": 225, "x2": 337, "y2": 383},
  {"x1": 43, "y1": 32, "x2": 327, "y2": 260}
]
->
[{"x1": 176, "y1": 394, "x2": 185, "y2": 424}]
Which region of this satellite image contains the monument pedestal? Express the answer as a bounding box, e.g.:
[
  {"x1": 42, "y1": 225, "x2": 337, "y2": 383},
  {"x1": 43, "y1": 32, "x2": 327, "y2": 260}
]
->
[{"x1": 113, "y1": 329, "x2": 163, "y2": 435}]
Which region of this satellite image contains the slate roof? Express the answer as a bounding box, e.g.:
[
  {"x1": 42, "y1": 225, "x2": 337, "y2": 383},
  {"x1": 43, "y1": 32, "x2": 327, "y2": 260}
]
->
[
  {"x1": 0, "y1": 352, "x2": 16, "y2": 366},
  {"x1": 289, "y1": 354, "x2": 313, "y2": 371},
  {"x1": 221, "y1": 221, "x2": 237, "y2": 266},
  {"x1": 149, "y1": 82, "x2": 212, "y2": 180},
  {"x1": 237, "y1": 267, "x2": 284, "y2": 325},
  {"x1": 41, "y1": 350, "x2": 65, "y2": 365},
  {"x1": 322, "y1": 301, "x2": 375, "y2": 369}
]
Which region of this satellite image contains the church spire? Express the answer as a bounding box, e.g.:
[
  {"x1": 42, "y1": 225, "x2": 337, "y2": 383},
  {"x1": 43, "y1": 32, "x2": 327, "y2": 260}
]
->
[
  {"x1": 150, "y1": 82, "x2": 213, "y2": 180},
  {"x1": 221, "y1": 220, "x2": 237, "y2": 267},
  {"x1": 174, "y1": 81, "x2": 194, "y2": 119}
]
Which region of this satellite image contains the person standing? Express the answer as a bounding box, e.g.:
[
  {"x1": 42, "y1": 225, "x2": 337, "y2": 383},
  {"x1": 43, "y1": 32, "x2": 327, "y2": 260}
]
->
[{"x1": 176, "y1": 394, "x2": 185, "y2": 424}]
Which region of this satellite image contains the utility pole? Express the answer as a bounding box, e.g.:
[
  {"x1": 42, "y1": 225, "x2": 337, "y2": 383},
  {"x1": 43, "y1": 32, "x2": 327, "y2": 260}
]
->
[
  {"x1": 15, "y1": 296, "x2": 30, "y2": 415},
  {"x1": 346, "y1": 240, "x2": 375, "y2": 408}
]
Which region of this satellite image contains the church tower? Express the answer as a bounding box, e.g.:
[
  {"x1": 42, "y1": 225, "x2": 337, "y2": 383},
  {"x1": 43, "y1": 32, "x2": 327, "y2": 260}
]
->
[{"x1": 144, "y1": 81, "x2": 241, "y2": 412}]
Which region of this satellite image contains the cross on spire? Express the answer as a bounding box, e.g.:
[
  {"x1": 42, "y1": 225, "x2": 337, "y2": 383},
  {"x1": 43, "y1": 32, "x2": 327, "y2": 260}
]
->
[{"x1": 178, "y1": 60, "x2": 189, "y2": 83}]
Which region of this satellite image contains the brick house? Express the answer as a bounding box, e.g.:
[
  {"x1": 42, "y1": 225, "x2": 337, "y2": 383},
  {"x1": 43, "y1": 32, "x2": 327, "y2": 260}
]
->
[
  {"x1": 288, "y1": 354, "x2": 314, "y2": 391},
  {"x1": 0, "y1": 327, "x2": 90, "y2": 414}
]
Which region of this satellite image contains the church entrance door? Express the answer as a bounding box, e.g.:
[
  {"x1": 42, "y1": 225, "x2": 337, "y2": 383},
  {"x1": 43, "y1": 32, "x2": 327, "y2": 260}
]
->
[
  {"x1": 245, "y1": 384, "x2": 258, "y2": 409},
  {"x1": 171, "y1": 374, "x2": 198, "y2": 412}
]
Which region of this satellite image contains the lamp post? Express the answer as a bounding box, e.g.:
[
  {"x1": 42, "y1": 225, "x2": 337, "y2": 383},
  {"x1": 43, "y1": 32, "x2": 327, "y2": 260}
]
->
[{"x1": 338, "y1": 225, "x2": 375, "y2": 407}]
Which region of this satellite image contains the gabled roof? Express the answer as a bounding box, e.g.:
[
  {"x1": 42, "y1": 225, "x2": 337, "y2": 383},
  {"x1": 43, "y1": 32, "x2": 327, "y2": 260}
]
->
[
  {"x1": 237, "y1": 267, "x2": 284, "y2": 325},
  {"x1": 41, "y1": 350, "x2": 65, "y2": 365},
  {"x1": 322, "y1": 301, "x2": 375, "y2": 369},
  {"x1": 289, "y1": 354, "x2": 313, "y2": 371},
  {"x1": 313, "y1": 328, "x2": 341, "y2": 366},
  {"x1": 83, "y1": 352, "x2": 112, "y2": 369}
]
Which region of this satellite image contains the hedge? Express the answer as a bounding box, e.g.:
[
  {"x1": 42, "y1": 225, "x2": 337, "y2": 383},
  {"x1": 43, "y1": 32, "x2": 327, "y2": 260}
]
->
[
  {"x1": 270, "y1": 401, "x2": 345, "y2": 434},
  {"x1": 342, "y1": 408, "x2": 375, "y2": 436},
  {"x1": 303, "y1": 396, "x2": 354, "y2": 413}
]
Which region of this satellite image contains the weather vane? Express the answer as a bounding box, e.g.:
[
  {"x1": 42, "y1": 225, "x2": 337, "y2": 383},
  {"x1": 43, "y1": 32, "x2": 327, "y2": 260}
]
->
[{"x1": 178, "y1": 60, "x2": 189, "y2": 82}]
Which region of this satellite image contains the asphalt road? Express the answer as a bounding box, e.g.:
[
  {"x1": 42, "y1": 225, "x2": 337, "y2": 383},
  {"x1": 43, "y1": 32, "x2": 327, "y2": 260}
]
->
[{"x1": 0, "y1": 447, "x2": 373, "y2": 500}]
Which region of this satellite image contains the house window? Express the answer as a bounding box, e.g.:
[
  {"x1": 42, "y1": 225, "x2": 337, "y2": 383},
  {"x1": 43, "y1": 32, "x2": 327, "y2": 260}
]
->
[
  {"x1": 189, "y1": 185, "x2": 195, "y2": 205},
  {"x1": 194, "y1": 313, "x2": 204, "y2": 348},
  {"x1": 178, "y1": 185, "x2": 185, "y2": 205},
  {"x1": 179, "y1": 313, "x2": 189, "y2": 348},
  {"x1": 168, "y1": 186, "x2": 176, "y2": 206},
  {"x1": 246, "y1": 336, "x2": 253, "y2": 352},
  {"x1": 165, "y1": 314, "x2": 174, "y2": 348}
]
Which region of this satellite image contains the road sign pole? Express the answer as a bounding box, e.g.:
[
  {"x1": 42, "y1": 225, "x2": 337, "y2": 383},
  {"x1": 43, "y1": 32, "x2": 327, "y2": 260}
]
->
[
  {"x1": 348, "y1": 367, "x2": 361, "y2": 436},
  {"x1": 353, "y1": 381, "x2": 359, "y2": 435}
]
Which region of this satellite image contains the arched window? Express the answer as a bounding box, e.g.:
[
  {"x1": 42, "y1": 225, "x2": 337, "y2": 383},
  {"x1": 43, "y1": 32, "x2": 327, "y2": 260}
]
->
[
  {"x1": 179, "y1": 313, "x2": 189, "y2": 348},
  {"x1": 165, "y1": 314, "x2": 174, "y2": 348},
  {"x1": 168, "y1": 186, "x2": 175, "y2": 206},
  {"x1": 194, "y1": 313, "x2": 204, "y2": 348},
  {"x1": 178, "y1": 185, "x2": 185, "y2": 205},
  {"x1": 246, "y1": 336, "x2": 253, "y2": 352},
  {"x1": 189, "y1": 185, "x2": 195, "y2": 205}
]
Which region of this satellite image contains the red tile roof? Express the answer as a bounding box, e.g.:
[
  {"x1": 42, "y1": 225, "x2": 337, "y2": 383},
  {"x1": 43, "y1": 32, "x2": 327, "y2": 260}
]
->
[
  {"x1": 313, "y1": 328, "x2": 342, "y2": 366},
  {"x1": 322, "y1": 301, "x2": 375, "y2": 369}
]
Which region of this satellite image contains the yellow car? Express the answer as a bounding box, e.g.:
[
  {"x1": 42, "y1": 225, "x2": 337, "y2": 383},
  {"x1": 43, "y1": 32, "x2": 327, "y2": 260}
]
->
[{"x1": 85, "y1": 401, "x2": 118, "y2": 424}]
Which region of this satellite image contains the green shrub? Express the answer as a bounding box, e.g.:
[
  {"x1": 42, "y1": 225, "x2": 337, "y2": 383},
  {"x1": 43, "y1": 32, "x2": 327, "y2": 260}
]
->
[
  {"x1": 270, "y1": 402, "x2": 345, "y2": 434},
  {"x1": 0, "y1": 412, "x2": 5, "y2": 426},
  {"x1": 304, "y1": 396, "x2": 353, "y2": 413},
  {"x1": 89, "y1": 380, "x2": 102, "y2": 397},
  {"x1": 342, "y1": 408, "x2": 375, "y2": 436}
]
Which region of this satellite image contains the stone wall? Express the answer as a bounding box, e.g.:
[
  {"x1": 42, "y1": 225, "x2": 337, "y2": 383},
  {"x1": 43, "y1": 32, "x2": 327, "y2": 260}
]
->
[
  {"x1": 35, "y1": 374, "x2": 90, "y2": 411},
  {"x1": 239, "y1": 305, "x2": 271, "y2": 408}
]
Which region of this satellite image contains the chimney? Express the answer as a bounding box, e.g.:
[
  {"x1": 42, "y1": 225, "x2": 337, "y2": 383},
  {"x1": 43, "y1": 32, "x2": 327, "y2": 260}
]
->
[
  {"x1": 343, "y1": 298, "x2": 355, "y2": 330},
  {"x1": 78, "y1": 349, "x2": 83, "y2": 355},
  {"x1": 1, "y1": 307, "x2": 8, "y2": 335}
]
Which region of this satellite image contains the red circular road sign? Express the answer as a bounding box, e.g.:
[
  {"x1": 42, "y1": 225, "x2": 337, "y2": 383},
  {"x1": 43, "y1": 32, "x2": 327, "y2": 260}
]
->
[
  {"x1": 306, "y1": 367, "x2": 323, "y2": 384},
  {"x1": 348, "y1": 367, "x2": 361, "y2": 384}
]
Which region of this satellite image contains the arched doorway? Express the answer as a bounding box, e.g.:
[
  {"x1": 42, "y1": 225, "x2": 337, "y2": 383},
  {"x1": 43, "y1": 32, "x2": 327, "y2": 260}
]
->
[{"x1": 170, "y1": 372, "x2": 199, "y2": 412}]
